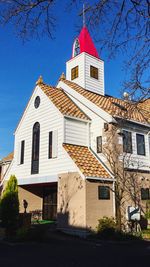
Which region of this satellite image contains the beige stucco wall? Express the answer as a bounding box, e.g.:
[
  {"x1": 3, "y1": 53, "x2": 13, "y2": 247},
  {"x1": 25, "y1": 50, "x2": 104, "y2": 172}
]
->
[
  {"x1": 86, "y1": 180, "x2": 114, "y2": 230},
  {"x1": 57, "y1": 172, "x2": 86, "y2": 230},
  {"x1": 57, "y1": 172, "x2": 115, "y2": 232},
  {"x1": 18, "y1": 185, "x2": 43, "y2": 213}
]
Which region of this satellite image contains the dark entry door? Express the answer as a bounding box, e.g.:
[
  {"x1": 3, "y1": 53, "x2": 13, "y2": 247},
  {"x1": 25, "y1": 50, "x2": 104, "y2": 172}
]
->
[{"x1": 43, "y1": 186, "x2": 57, "y2": 220}]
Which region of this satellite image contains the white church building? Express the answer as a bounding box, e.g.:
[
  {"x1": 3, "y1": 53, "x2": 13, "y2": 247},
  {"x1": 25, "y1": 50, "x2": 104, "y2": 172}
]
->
[{"x1": 0, "y1": 26, "x2": 150, "y2": 232}]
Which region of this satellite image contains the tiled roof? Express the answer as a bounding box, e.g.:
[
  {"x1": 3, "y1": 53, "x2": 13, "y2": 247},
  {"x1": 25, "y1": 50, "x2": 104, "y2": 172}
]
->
[
  {"x1": 138, "y1": 99, "x2": 150, "y2": 113},
  {"x1": 63, "y1": 144, "x2": 110, "y2": 179},
  {"x1": 40, "y1": 83, "x2": 90, "y2": 121},
  {"x1": 1, "y1": 152, "x2": 13, "y2": 162},
  {"x1": 62, "y1": 80, "x2": 150, "y2": 124}
]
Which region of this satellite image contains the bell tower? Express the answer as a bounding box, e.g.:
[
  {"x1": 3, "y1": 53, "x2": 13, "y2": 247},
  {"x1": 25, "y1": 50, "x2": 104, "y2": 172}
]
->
[{"x1": 66, "y1": 26, "x2": 104, "y2": 95}]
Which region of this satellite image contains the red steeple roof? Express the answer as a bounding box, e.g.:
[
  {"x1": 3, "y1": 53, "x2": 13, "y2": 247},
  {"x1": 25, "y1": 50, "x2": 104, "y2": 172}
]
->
[{"x1": 72, "y1": 26, "x2": 100, "y2": 59}]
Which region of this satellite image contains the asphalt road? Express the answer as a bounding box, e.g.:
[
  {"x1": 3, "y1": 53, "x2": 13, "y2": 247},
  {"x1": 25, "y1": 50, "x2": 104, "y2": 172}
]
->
[{"x1": 0, "y1": 237, "x2": 150, "y2": 267}]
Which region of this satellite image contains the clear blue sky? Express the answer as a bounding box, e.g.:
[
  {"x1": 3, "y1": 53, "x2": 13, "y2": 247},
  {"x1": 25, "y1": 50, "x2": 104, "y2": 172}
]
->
[{"x1": 0, "y1": 1, "x2": 127, "y2": 159}]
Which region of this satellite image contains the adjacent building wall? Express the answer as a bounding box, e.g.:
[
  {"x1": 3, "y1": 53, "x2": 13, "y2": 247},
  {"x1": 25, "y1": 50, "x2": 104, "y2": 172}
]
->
[
  {"x1": 0, "y1": 161, "x2": 12, "y2": 184},
  {"x1": 121, "y1": 127, "x2": 150, "y2": 171},
  {"x1": 122, "y1": 172, "x2": 150, "y2": 217}
]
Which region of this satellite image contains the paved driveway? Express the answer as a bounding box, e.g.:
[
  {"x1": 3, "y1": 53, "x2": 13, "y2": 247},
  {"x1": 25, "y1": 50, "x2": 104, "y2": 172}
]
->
[{"x1": 0, "y1": 236, "x2": 149, "y2": 267}]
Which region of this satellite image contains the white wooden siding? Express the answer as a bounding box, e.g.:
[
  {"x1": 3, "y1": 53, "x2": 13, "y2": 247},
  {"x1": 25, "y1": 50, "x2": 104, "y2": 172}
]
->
[
  {"x1": 66, "y1": 53, "x2": 85, "y2": 88},
  {"x1": 122, "y1": 130, "x2": 150, "y2": 171},
  {"x1": 64, "y1": 118, "x2": 88, "y2": 146},
  {"x1": 52, "y1": 130, "x2": 58, "y2": 158},
  {"x1": 85, "y1": 54, "x2": 104, "y2": 95},
  {"x1": 63, "y1": 94, "x2": 107, "y2": 162},
  {"x1": 4, "y1": 86, "x2": 78, "y2": 183},
  {"x1": 66, "y1": 52, "x2": 104, "y2": 95},
  {"x1": 17, "y1": 141, "x2": 21, "y2": 165}
]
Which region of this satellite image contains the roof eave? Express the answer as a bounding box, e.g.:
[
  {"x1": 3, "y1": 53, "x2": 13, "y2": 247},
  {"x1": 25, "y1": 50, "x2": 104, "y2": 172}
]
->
[
  {"x1": 64, "y1": 114, "x2": 91, "y2": 123},
  {"x1": 114, "y1": 116, "x2": 150, "y2": 128},
  {"x1": 58, "y1": 80, "x2": 115, "y2": 123},
  {"x1": 86, "y1": 176, "x2": 115, "y2": 182}
]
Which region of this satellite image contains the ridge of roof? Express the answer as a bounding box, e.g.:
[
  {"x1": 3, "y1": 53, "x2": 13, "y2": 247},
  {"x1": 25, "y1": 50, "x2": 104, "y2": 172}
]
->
[
  {"x1": 63, "y1": 143, "x2": 110, "y2": 179},
  {"x1": 40, "y1": 83, "x2": 91, "y2": 121},
  {"x1": 62, "y1": 80, "x2": 150, "y2": 125}
]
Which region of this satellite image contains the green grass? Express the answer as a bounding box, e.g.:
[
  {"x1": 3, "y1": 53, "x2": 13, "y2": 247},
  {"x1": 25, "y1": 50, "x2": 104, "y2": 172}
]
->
[{"x1": 31, "y1": 219, "x2": 55, "y2": 224}]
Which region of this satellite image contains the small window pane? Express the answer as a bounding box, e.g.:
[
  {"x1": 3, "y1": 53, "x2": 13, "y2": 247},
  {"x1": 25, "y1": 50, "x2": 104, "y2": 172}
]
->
[
  {"x1": 97, "y1": 136, "x2": 102, "y2": 153},
  {"x1": 141, "y1": 188, "x2": 149, "y2": 200},
  {"x1": 71, "y1": 66, "x2": 78, "y2": 80},
  {"x1": 136, "y1": 134, "x2": 145, "y2": 156},
  {"x1": 123, "y1": 130, "x2": 132, "y2": 153},
  {"x1": 20, "y1": 140, "x2": 25, "y2": 164},
  {"x1": 98, "y1": 186, "x2": 110, "y2": 200},
  {"x1": 90, "y1": 66, "x2": 98, "y2": 79},
  {"x1": 31, "y1": 122, "x2": 40, "y2": 174},
  {"x1": 49, "y1": 132, "x2": 52, "y2": 159}
]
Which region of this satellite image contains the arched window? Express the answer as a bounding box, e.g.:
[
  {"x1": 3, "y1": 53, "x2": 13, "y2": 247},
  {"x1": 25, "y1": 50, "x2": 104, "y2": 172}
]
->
[
  {"x1": 31, "y1": 122, "x2": 40, "y2": 174},
  {"x1": 73, "y1": 38, "x2": 80, "y2": 57}
]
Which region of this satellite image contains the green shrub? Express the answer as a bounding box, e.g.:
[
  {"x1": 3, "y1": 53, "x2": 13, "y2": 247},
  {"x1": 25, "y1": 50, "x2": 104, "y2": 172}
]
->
[
  {"x1": 16, "y1": 224, "x2": 49, "y2": 242},
  {"x1": 97, "y1": 217, "x2": 116, "y2": 233},
  {"x1": 96, "y1": 217, "x2": 117, "y2": 239},
  {"x1": 0, "y1": 175, "x2": 19, "y2": 234},
  {"x1": 16, "y1": 227, "x2": 28, "y2": 240}
]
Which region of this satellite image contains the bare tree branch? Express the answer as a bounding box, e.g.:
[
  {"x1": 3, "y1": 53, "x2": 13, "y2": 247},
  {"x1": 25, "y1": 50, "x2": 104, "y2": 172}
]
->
[
  {"x1": 0, "y1": 0, "x2": 56, "y2": 40},
  {"x1": 0, "y1": 0, "x2": 149, "y2": 100}
]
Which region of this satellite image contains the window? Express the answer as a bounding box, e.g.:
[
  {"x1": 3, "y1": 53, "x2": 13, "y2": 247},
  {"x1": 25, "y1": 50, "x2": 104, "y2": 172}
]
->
[
  {"x1": 31, "y1": 122, "x2": 40, "y2": 174},
  {"x1": 98, "y1": 186, "x2": 110, "y2": 200},
  {"x1": 141, "y1": 188, "x2": 149, "y2": 200},
  {"x1": 34, "y1": 96, "x2": 40, "y2": 109},
  {"x1": 97, "y1": 136, "x2": 102, "y2": 153},
  {"x1": 73, "y1": 38, "x2": 80, "y2": 57},
  {"x1": 48, "y1": 130, "x2": 58, "y2": 159},
  {"x1": 136, "y1": 134, "x2": 145, "y2": 156},
  {"x1": 123, "y1": 130, "x2": 132, "y2": 153},
  {"x1": 90, "y1": 65, "x2": 98, "y2": 79},
  {"x1": 20, "y1": 140, "x2": 25, "y2": 164},
  {"x1": 71, "y1": 66, "x2": 78, "y2": 80},
  {"x1": 49, "y1": 131, "x2": 52, "y2": 159}
]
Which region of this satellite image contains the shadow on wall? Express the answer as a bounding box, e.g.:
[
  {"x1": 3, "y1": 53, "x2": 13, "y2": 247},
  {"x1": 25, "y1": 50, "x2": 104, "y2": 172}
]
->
[{"x1": 57, "y1": 212, "x2": 93, "y2": 237}]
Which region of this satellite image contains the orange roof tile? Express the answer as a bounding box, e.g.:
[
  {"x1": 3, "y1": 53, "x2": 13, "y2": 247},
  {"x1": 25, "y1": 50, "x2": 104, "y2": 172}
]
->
[
  {"x1": 40, "y1": 83, "x2": 90, "y2": 121},
  {"x1": 2, "y1": 152, "x2": 13, "y2": 162},
  {"x1": 62, "y1": 80, "x2": 150, "y2": 124},
  {"x1": 138, "y1": 99, "x2": 150, "y2": 113},
  {"x1": 63, "y1": 144, "x2": 110, "y2": 179}
]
